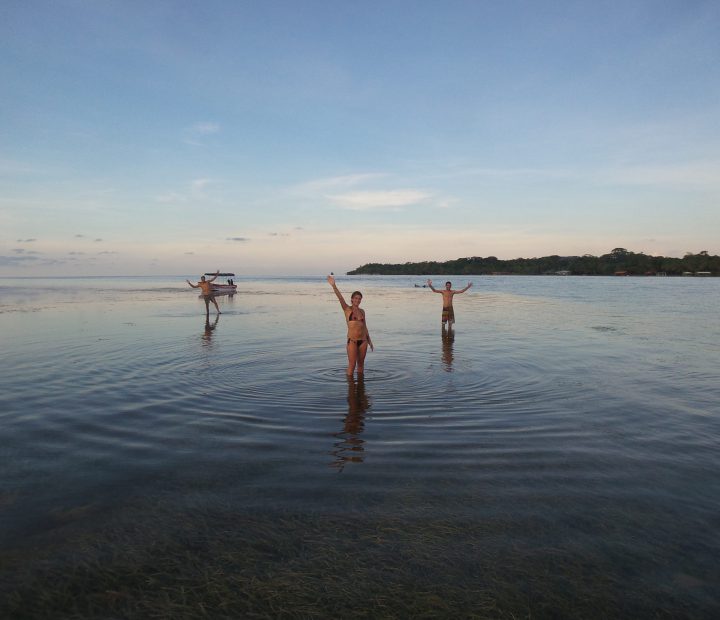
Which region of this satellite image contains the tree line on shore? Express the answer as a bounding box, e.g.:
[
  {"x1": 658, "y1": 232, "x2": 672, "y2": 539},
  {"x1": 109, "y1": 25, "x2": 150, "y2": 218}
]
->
[{"x1": 347, "y1": 248, "x2": 719, "y2": 276}]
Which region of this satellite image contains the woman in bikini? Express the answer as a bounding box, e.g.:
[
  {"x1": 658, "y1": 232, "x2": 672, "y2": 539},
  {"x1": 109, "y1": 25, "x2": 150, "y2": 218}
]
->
[{"x1": 327, "y1": 275, "x2": 374, "y2": 376}]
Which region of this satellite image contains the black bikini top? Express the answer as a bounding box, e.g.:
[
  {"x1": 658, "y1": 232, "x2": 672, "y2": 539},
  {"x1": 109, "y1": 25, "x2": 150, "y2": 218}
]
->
[{"x1": 348, "y1": 310, "x2": 364, "y2": 322}]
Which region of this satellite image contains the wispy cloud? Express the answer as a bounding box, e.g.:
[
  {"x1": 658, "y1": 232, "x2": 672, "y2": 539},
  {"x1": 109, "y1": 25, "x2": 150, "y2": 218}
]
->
[
  {"x1": 183, "y1": 122, "x2": 221, "y2": 146},
  {"x1": 0, "y1": 255, "x2": 43, "y2": 266},
  {"x1": 226, "y1": 237, "x2": 249, "y2": 242},
  {"x1": 16, "y1": 238, "x2": 37, "y2": 242},
  {"x1": 327, "y1": 189, "x2": 431, "y2": 210},
  {"x1": 292, "y1": 172, "x2": 436, "y2": 211},
  {"x1": 154, "y1": 178, "x2": 219, "y2": 203},
  {"x1": 191, "y1": 178, "x2": 217, "y2": 197},
  {"x1": 296, "y1": 173, "x2": 389, "y2": 193},
  {"x1": 191, "y1": 122, "x2": 220, "y2": 135}
]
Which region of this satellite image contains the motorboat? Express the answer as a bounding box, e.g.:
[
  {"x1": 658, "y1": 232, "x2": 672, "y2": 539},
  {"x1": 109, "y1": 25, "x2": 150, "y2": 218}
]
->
[{"x1": 205, "y1": 272, "x2": 237, "y2": 295}]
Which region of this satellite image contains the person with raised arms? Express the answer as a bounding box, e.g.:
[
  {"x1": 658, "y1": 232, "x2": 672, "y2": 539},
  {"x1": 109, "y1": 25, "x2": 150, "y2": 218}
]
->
[
  {"x1": 426, "y1": 279, "x2": 472, "y2": 329},
  {"x1": 327, "y1": 275, "x2": 374, "y2": 377},
  {"x1": 187, "y1": 270, "x2": 221, "y2": 317}
]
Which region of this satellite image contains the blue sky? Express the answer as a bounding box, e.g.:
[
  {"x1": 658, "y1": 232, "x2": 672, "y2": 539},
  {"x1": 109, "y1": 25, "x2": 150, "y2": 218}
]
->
[{"x1": 2, "y1": 0, "x2": 719, "y2": 275}]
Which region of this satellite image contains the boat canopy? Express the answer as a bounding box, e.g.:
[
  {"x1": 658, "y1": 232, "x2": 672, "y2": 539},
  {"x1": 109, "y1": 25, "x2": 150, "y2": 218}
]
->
[{"x1": 205, "y1": 272, "x2": 235, "y2": 276}]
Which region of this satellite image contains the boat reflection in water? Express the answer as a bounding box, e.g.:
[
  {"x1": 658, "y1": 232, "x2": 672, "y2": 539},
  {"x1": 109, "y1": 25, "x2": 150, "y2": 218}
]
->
[{"x1": 330, "y1": 376, "x2": 371, "y2": 471}]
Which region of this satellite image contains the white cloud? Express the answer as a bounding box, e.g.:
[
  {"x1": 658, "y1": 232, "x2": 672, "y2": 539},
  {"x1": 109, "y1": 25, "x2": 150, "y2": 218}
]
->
[
  {"x1": 192, "y1": 178, "x2": 214, "y2": 192},
  {"x1": 296, "y1": 173, "x2": 389, "y2": 192},
  {"x1": 191, "y1": 122, "x2": 220, "y2": 135},
  {"x1": 327, "y1": 189, "x2": 431, "y2": 210},
  {"x1": 183, "y1": 122, "x2": 221, "y2": 145},
  {"x1": 191, "y1": 178, "x2": 220, "y2": 200},
  {"x1": 290, "y1": 172, "x2": 446, "y2": 212},
  {"x1": 155, "y1": 178, "x2": 218, "y2": 203}
]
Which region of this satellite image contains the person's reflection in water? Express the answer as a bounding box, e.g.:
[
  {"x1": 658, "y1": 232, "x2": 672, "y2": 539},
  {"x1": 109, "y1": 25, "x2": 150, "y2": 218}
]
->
[
  {"x1": 202, "y1": 315, "x2": 219, "y2": 345},
  {"x1": 331, "y1": 376, "x2": 371, "y2": 471},
  {"x1": 441, "y1": 323, "x2": 455, "y2": 372}
]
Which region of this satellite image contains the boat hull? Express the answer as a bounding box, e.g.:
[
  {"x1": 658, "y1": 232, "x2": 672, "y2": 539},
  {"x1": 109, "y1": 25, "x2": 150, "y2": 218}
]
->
[{"x1": 211, "y1": 284, "x2": 237, "y2": 294}]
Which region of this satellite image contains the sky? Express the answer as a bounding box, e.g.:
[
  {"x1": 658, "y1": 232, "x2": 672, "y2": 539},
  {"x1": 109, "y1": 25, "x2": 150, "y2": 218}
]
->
[{"x1": 2, "y1": 0, "x2": 719, "y2": 275}]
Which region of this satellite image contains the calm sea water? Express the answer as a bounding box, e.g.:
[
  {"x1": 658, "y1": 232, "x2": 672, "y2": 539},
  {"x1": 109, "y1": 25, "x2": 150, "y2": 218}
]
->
[{"x1": 1, "y1": 275, "x2": 719, "y2": 618}]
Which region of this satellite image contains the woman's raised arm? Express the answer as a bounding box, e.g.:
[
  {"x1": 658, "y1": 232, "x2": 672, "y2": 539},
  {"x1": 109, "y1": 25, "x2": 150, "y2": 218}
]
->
[{"x1": 327, "y1": 275, "x2": 349, "y2": 309}]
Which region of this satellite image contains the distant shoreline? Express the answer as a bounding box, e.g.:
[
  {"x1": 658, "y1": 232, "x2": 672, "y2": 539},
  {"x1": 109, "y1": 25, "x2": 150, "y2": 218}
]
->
[{"x1": 347, "y1": 248, "x2": 718, "y2": 277}]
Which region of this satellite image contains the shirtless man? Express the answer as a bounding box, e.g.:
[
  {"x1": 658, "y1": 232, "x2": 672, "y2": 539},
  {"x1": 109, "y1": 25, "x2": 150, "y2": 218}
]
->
[
  {"x1": 187, "y1": 270, "x2": 221, "y2": 316},
  {"x1": 328, "y1": 275, "x2": 374, "y2": 376},
  {"x1": 427, "y1": 279, "x2": 472, "y2": 328}
]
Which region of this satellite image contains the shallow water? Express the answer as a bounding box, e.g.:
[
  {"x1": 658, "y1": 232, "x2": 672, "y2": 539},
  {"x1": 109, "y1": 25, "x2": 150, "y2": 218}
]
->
[{"x1": 1, "y1": 275, "x2": 719, "y2": 618}]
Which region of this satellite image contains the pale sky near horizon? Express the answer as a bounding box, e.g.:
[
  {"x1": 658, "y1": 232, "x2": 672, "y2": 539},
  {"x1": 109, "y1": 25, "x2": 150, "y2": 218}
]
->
[{"x1": 2, "y1": 1, "x2": 719, "y2": 275}]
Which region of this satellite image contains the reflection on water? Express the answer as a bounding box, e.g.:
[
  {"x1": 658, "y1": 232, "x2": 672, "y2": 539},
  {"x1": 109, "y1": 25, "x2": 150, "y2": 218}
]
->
[
  {"x1": 441, "y1": 323, "x2": 455, "y2": 371},
  {"x1": 1, "y1": 275, "x2": 720, "y2": 617},
  {"x1": 202, "y1": 315, "x2": 219, "y2": 345},
  {"x1": 331, "y1": 377, "x2": 371, "y2": 471}
]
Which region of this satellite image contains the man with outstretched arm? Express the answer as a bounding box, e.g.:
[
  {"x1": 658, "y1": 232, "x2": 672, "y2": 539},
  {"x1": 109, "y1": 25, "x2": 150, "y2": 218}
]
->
[
  {"x1": 426, "y1": 279, "x2": 472, "y2": 329},
  {"x1": 187, "y1": 270, "x2": 221, "y2": 317}
]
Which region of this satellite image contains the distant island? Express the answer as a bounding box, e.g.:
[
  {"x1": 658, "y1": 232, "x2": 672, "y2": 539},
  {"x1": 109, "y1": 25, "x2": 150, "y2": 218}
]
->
[{"x1": 348, "y1": 248, "x2": 718, "y2": 276}]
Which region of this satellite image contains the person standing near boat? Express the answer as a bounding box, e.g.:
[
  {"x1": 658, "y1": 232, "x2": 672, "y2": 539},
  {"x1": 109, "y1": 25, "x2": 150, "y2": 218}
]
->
[
  {"x1": 187, "y1": 270, "x2": 221, "y2": 317},
  {"x1": 426, "y1": 279, "x2": 472, "y2": 329},
  {"x1": 327, "y1": 275, "x2": 373, "y2": 377}
]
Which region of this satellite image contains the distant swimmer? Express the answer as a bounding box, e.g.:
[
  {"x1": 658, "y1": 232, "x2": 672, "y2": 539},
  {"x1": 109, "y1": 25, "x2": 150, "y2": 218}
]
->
[
  {"x1": 426, "y1": 279, "x2": 472, "y2": 330},
  {"x1": 187, "y1": 270, "x2": 221, "y2": 317},
  {"x1": 328, "y1": 275, "x2": 374, "y2": 377}
]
